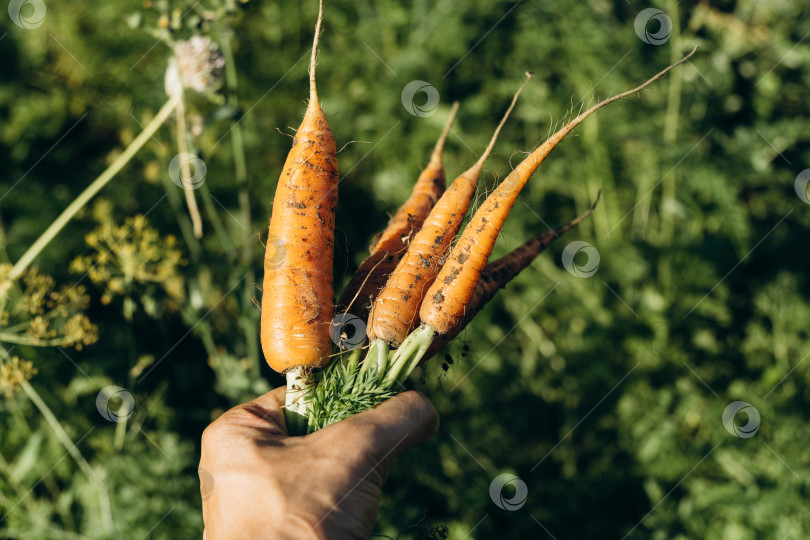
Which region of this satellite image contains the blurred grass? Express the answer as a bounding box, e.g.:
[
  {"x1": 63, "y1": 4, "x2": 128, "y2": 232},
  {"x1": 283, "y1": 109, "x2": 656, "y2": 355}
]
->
[{"x1": 1, "y1": 0, "x2": 809, "y2": 538}]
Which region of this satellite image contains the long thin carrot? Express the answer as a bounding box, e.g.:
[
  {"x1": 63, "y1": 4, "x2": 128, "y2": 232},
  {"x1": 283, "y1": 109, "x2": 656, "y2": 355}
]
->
[
  {"x1": 367, "y1": 73, "x2": 533, "y2": 347},
  {"x1": 370, "y1": 101, "x2": 459, "y2": 256},
  {"x1": 337, "y1": 103, "x2": 459, "y2": 318},
  {"x1": 423, "y1": 194, "x2": 599, "y2": 359},
  {"x1": 260, "y1": 0, "x2": 338, "y2": 374},
  {"x1": 420, "y1": 48, "x2": 697, "y2": 335}
]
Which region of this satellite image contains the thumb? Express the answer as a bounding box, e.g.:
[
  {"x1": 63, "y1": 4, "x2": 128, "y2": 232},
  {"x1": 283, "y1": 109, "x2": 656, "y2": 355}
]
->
[{"x1": 312, "y1": 391, "x2": 439, "y2": 465}]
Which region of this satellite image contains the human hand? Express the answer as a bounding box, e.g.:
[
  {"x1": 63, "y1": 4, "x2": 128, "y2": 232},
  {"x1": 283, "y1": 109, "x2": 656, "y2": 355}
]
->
[{"x1": 199, "y1": 386, "x2": 438, "y2": 539}]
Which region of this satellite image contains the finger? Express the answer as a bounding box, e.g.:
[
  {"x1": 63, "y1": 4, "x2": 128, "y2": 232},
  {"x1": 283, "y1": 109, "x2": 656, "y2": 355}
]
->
[
  {"x1": 244, "y1": 384, "x2": 287, "y2": 411},
  {"x1": 313, "y1": 391, "x2": 439, "y2": 464},
  {"x1": 222, "y1": 385, "x2": 289, "y2": 435}
]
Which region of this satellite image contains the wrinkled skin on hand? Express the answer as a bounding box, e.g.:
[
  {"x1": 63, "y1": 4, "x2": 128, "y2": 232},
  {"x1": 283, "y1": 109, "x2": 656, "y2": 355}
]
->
[{"x1": 200, "y1": 387, "x2": 438, "y2": 539}]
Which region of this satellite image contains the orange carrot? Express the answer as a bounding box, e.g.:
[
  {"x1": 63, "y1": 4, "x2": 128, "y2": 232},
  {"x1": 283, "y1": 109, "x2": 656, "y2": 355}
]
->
[
  {"x1": 338, "y1": 103, "x2": 459, "y2": 318},
  {"x1": 367, "y1": 74, "x2": 532, "y2": 347},
  {"x1": 261, "y1": 0, "x2": 338, "y2": 373},
  {"x1": 423, "y1": 194, "x2": 599, "y2": 359},
  {"x1": 420, "y1": 48, "x2": 697, "y2": 335},
  {"x1": 369, "y1": 101, "x2": 459, "y2": 255}
]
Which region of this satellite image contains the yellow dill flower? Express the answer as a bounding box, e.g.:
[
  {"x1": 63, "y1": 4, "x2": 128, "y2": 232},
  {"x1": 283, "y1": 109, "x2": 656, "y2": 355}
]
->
[
  {"x1": 0, "y1": 357, "x2": 38, "y2": 398},
  {"x1": 70, "y1": 215, "x2": 186, "y2": 315},
  {"x1": 0, "y1": 264, "x2": 97, "y2": 350}
]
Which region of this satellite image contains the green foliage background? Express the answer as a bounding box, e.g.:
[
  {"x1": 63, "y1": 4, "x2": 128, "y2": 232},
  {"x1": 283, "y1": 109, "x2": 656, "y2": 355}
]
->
[{"x1": 1, "y1": 0, "x2": 809, "y2": 538}]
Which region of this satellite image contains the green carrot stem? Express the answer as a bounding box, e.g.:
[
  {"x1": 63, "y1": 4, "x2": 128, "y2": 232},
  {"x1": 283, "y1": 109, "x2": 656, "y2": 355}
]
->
[
  {"x1": 334, "y1": 346, "x2": 364, "y2": 394},
  {"x1": 343, "y1": 346, "x2": 363, "y2": 374},
  {"x1": 9, "y1": 96, "x2": 179, "y2": 280},
  {"x1": 382, "y1": 324, "x2": 435, "y2": 387},
  {"x1": 284, "y1": 367, "x2": 312, "y2": 436},
  {"x1": 371, "y1": 340, "x2": 389, "y2": 374},
  {"x1": 360, "y1": 339, "x2": 388, "y2": 379}
]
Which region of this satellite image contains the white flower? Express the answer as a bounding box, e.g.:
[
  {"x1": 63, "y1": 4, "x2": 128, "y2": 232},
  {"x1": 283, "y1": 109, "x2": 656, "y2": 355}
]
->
[{"x1": 165, "y1": 36, "x2": 226, "y2": 96}]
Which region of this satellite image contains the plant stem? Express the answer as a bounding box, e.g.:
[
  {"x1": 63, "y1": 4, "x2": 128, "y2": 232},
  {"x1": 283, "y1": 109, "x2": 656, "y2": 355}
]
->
[
  {"x1": 335, "y1": 347, "x2": 363, "y2": 391},
  {"x1": 113, "y1": 413, "x2": 127, "y2": 451},
  {"x1": 198, "y1": 182, "x2": 235, "y2": 254},
  {"x1": 9, "y1": 96, "x2": 179, "y2": 280},
  {"x1": 383, "y1": 325, "x2": 435, "y2": 387},
  {"x1": 174, "y1": 94, "x2": 204, "y2": 238},
  {"x1": 0, "y1": 453, "x2": 37, "y2": 514},
  {"x1": 0, "y1": 211, "x2": 10, "y2": 263},
  {"x1": 22, "y1": 381, "x2": 114, "y2": 537},
  {"x1": 284, "y1": 367, "x2": 312, "y2": 436},
  {"x1": 343, "y1": 346, "x2": 363, "y2": 372},
  {"x1": 0, "y1": 352, "x2": 30, "y2": 438},
  {"x1": 240, "y1": 317, "x2": 260, "y2": 378},
  {"x1": 159, "y1": 167, "x2": 202, "y2": 261},
  {"x1": 661, "y1": 0, "x2": 683, "y2": 244},
  {"x1": 359, "y1": 340, "x2": 388, "y2": 383},
  {"x1": 220, "y1": 28, "x2": 260, "y2": 373},
  {"x1": 196, "y1": 320, "x2": 221, "y2": 360}
]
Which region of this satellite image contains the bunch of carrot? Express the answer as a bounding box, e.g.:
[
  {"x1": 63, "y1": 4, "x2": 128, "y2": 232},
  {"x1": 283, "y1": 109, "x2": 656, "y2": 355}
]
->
[{"x1": 260, "y1": 1, "x2": 697, "y2": 434}]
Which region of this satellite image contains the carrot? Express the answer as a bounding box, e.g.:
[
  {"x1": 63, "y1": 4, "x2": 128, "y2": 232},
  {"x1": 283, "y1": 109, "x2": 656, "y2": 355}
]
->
[
  {"x1": 366, "y1": 73, "x2": 533, "y2": 348},
  {"x1": 423, "y1": 194, "x2": 599, "y2": 360},
  {"x1": 420, "y1": 48, "x2": 697, "y2": 335},
  {"x1": 337, "y1": 102, "x2": 459, "y2": 319},
  {"x1": 298, "y1": 49, "x2": 695, "y2": 434},
  {"x1": 260, "y1": 0, "x2": 338, "y2": 374},
  {"x1": 369, "y1": 101, "x2": 459, "y2": 256}
]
